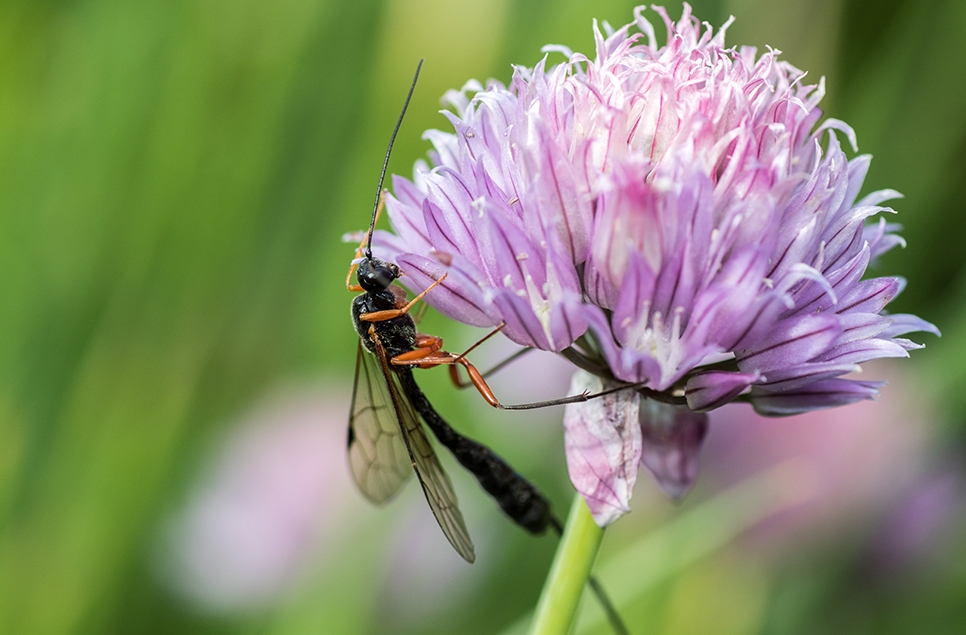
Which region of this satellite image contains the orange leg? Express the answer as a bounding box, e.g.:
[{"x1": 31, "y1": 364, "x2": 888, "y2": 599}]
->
[
  {"x1": 359, "y1": 272, "x2": 448, "y2": 322},
  {"x1": 414, "y1": 333, "x2": 443, "y2": 349},
  {"x1": 392, "y1": 324, "x2": 504, "y2": 387},
  {"x1": 411, "y1": 301, "x2": 429, "y2": 325},
  {"x1": 394, "y1": 347, "x2": 643, "y2": 411},
  {"x1": 449, "y1": 365, "x2": 467, "y2": 389},
  {"x1": 392, "y1": 349, "x2": 503, "y2": 407},
  {"x1": 392, "y1": 323, "x2": 509, "y2": 406},
  {"x1": 392, "y1": 335, "x2": 444, "y2": 364},
  {"x1": 444, "y1": 323, "x2": 506, "y2": 388},
  {"x1": 453, "y1": 356, "x2": 501, "y2": 407},
  {"x1": 345, "y1": 243, "x2": 365, "y2": 293},
  {"x1": 453, "y1": 322, "x2": 505, "y2": 362},
  {"x1": 393, "y1": 351, "x2": 543, "y2": 409},
  {"x1": 345, "y1": 190, "x2": 387, "y2": 292},
  {"x1": 451, "y1": 346, "x2": 533, "y2": 389}
]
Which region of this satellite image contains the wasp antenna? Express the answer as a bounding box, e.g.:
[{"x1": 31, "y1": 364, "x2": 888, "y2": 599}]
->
[{"x1": 366, "y1": 58, "x2": 424, "y2": 260}]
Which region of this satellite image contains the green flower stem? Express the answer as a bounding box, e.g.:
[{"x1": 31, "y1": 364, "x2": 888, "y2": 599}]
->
[{"x1": 529, "y1": 493, "x2": 604, "y2": 635}]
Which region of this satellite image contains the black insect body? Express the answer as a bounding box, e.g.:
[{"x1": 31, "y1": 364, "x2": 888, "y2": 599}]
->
[
  {"x1": 352, "y1": 259, "x2": 415, "y2": 359},
  {"x1": 349, "y1": 249, "x2": 555, "y2": 561}
]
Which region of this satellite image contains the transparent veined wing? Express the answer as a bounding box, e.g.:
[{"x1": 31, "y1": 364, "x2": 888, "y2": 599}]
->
[
  {"x1": 348, "y1": 342, "x2": 413, "y2": 503},
  {"x1": 347, "y1": 337, "x2": 476, "y2": 563}
]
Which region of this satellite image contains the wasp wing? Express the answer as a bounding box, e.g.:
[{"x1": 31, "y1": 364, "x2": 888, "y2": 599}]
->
[
  {"x1": 348, "y1": 342, "x2": 413, "y2": 503},
  {"x1": 348, "y1": 337, "x2": 476, "y2": 563}
]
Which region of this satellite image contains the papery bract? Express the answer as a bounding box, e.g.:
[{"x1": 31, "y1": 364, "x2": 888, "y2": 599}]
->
[{"x1": 563, "y1": 371, "x2": 641, "y2": 525}]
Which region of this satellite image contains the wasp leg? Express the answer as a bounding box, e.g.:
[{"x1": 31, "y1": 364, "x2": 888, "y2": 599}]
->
[
  {"x1": 446, "y1": 323, "x2": 509, "y2": 388},
  {"x1": 346, "y1": 190, "x2": 387, "y2": 292},
  {"x1": 359, "y1": 272, "x2": 449, "y2": 322},
  {"x1": 446, "y1": 323, "x2": 503, "y2": 388},
  {"x1": 453, "y1": 322, "x2": 505, "y2": 362},
  {"x1": 390, "y1": 350, "x2": 502, "y2": 406},
  {"x1": 388, "y1": 350, "x2": 524, "y2": 408},
  {"x1": 394, "y1": 349, "x2": 648, "y2": 410},
  {"x1": 412, "y1": 301, "x2": 429, "y2": 324},
  {"x1": 391, "y1": 335, "x2": 445, "y2": 366},
  {"x1": 394, "y1": 323, "x2": 507, "y2": 390},
  {"x1": 346, "y1": 241, "x2": 365, "y2": 292},
  {"x1": 450, "y1": 347, "x2": 533, "y2": 389},
  {"x1": 414, "y1": 333, "x2": 443, "y2": 350}
]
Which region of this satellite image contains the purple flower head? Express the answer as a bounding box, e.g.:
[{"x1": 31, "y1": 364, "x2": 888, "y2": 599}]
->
[{"x1": 367, "y1": 4, "x2": 938, "y2": 524}]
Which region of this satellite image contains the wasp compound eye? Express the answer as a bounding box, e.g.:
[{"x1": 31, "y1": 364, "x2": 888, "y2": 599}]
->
[{"x1": 357, "y1": 257, "x2": 399, "y2": 292}]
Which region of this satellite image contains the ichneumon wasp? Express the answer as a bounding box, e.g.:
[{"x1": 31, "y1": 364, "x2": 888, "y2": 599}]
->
[{"x1": 345, "y1": 59, "x2": 630, "y2": 633}]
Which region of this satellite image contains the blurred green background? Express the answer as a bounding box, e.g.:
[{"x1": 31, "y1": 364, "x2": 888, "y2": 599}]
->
[{"x1": 1, "y1": 0, "x2": 964, "y2": 633}]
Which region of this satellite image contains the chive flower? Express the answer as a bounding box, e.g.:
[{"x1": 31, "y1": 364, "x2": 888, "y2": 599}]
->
[{"x1": 370, "y1": 4, "x2": 938, "y2": 524}]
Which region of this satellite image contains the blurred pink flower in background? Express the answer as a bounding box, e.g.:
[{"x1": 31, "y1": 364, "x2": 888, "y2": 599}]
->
[
  {"x1": 377, "y1": 497, "x2": 492, "y2": 628},
  {"x1": 868, "y1": 462, "x2": 965, "y2": 577},
  {"x1": 700, "y1": 363, "x2": 948, "y2": 557},
  {"x1": 155, "y1": 387, "x2": 356, "y2": 613}
]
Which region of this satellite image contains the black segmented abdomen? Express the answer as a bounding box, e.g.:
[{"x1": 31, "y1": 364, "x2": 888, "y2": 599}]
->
[{"x1": 397, "y1": 368, "x2": 552, "y2": 534}]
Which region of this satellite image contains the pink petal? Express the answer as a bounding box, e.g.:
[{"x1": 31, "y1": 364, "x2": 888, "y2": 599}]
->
[
  {"x1": 638, "y1": 400, "x2": 709, "y2": 500},
  {"x1": 685, "y1": 370, "x2": 761, "y2": 412},
  {"x1": 563, "y1": 371, "x2": 642, "y2": 526}
]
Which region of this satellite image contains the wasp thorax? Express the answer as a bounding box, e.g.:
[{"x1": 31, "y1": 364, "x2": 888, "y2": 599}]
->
[{"x1": 357, "y1": 256, "x2": 400, "y2": 292}]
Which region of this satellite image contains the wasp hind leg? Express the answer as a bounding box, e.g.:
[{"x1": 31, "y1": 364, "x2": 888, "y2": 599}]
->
[{"x1": 392, "y1": 343, "x2": 645, "y2": 410}]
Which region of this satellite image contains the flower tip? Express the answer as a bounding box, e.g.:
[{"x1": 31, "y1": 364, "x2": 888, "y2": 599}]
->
[
  {"x1": 819, "y1": 117, "x2": 859, "y2": 153},
  {"x1": 541, "y1": 43, "x2": 574, "y2": 59},
  {"x1": 639, "y1": 401, "x2": 709, "y2": 502},
  {"x1": 341, "y1": 230, "x2": 366, "y2": 244},
  {"x1": 685, "y1": 370, "x2": 761, "y2": 412},
  {"x1": 749, "y1": 379, "x2": 885, "y2": 416},
  {"x1": 643, "y1": 458, "x2": 700, "y2": 501},
  {"x1": 654, "y1": 477, "x2": 696, "y2": 502},
  {"x1": 430, "y1": 250, "x2": 453, "y2": 266}
]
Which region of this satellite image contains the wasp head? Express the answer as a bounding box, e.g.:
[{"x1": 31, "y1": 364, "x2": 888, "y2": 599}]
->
[{"x1": 357, "y1": 256, "x2": 400, "y2": 293}]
